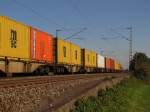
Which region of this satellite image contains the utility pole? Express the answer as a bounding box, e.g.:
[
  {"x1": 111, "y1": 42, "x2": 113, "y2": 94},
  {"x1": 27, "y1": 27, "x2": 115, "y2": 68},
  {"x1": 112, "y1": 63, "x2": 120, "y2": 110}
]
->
[
  {"x1": 126, "y1": 27, "x2": 133, "y2": 70},
  {"x1": 56, "y1": 29, "x2": 62, "y2": 39},
  {"x1": 101, "y1": 26, "x2": 133, "y2": 70}
]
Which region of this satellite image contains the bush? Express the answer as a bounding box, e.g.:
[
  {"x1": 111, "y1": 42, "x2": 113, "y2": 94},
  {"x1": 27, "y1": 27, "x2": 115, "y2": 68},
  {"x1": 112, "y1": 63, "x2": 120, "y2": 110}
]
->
[
  {"x1": 73, "y1": 80, "x2": 129, "y2": 112},
  {"x1": 73, "y1": 97, "x2": 103, "y2": 112},
  {"x1": 134, "y1": 62, "x2": 150, "y2": 82}
]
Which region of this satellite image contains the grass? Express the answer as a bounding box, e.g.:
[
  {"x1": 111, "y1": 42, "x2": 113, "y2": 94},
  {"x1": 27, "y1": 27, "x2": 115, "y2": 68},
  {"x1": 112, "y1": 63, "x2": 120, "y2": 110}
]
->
[
  {"x1": 72, "y1": 77, "x2": 150, "y2": 112},
  {"x1": 126, "y1": 78, "x2": 150, "y2": 112}
]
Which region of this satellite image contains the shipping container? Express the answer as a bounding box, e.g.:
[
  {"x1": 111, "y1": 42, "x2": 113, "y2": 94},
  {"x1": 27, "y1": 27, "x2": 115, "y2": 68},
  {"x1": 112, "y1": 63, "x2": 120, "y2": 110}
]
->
[
  {"x1": 114, "y1": 61, "x2": 120, "y2": 70},
  {"x1": 0, "y1": 16, "x2": 30, "y2": 60},
  {"x1": 112, "y1": 59, "x2": 115, "y2": 70},
  {"x1": 57, "y1": 38, "x2": 70, "y2": 64},
  {"x1": 114, "y1": 61, "x2": 117, "y2": 70},
  {"x1": 70, "y1": 43, "x2": 81, "y2": 65},
  {"x1": 82, "y1": 49, "x2": 90, "y2": 67},
  {"x1": 110, "y1": 58, "x2": 115, "y2": 70},
  {"x1": 91, "y1": 51, "x2": 97, "y2": 67},
  {"x1": 115, "y1": 61, "x2": 118, "y2": 70},
  {"x1": 30, "y1": 27, "x2": 54, "y2": 63},
  {"x1": 105, "y1": 57, "x2": 111, "y2": 69},
  {"x1": 81, "y1": 49, "x2": 97, "y2": 67},
  {"x1": 97, "y1": 54, "x2": 105, "y2": 68},
  {"x1": 118, "y1": 63, "x2": 122, "y2": 70},
  {"x1": 57, "y1": 38, "x2": 81, "y2": 65}
]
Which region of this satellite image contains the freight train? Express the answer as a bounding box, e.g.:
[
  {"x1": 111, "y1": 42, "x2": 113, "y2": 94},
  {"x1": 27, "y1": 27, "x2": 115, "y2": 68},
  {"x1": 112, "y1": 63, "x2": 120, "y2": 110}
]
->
[{"x1": 0, "y1": 16, "x2": 122, "y2": 77}]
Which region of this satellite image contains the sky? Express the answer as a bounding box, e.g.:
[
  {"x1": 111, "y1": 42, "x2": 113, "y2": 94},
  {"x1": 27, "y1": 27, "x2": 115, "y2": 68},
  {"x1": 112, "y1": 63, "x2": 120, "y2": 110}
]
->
[{"x1": 0, "y1": 0, "x2": 150, "y2": 68}]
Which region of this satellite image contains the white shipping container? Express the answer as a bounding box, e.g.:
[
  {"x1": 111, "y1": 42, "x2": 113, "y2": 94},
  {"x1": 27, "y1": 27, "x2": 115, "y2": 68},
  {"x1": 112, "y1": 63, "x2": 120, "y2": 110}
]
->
[{"x1": 97, "y1": 54, "x2": 105, "y2": 68}]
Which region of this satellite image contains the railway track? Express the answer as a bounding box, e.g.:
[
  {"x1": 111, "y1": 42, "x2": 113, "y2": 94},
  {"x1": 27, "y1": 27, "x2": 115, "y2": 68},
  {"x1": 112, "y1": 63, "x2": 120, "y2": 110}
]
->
[
  {"x1": 40, "y1": 73, "x2": 126, "y2": 112},
  {"x1": 0, "y1": 73, "x2": 127, "y2": 112},
  {"x1": 0, "y1": 73, "x2": 122, "y2": 88}
]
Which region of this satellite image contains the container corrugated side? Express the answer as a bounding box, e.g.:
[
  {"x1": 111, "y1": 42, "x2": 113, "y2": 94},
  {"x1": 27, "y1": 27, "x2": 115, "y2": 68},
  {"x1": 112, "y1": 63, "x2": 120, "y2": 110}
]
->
[
  {"x1": 0, "y1": 16, "x2": 30, "y2": 60},
  {"x1": 97, "y1": 54, "x2": 105, "y2": 68},
  {"x1": 30, "y1": 27, "x2": 54, "y2": 63}
]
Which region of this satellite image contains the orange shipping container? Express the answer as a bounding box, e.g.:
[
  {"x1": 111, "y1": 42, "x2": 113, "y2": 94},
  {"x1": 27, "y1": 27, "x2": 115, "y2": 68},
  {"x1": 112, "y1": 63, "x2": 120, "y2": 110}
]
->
[
  {"x1": 105, "y1": 57, "x2": 111, "y2": 69},
  {"x1": 30, "y1": 27, "x2": 53, "y2": 63},
  {"x1": 112, "y1": 59, "x2": 115, "y2": 70},
  {"x1": 110, "y1": 59, "x2": 115, "y2": 70}
]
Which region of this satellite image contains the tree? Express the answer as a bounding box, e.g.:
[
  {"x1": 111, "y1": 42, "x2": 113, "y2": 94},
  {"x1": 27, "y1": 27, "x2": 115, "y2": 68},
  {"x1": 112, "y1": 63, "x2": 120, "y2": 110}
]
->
[
  {"x1": 130, "y1": 52, "x2": 150, "y2": 82},
  {"x1": 129, "y1": 52, "x2": 148, "y2": 71}
]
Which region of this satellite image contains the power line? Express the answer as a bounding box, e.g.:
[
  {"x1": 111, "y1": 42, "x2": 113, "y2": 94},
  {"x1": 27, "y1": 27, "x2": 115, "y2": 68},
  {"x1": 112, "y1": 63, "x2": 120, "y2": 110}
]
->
[
  {"x1": 66, "y1": 0, "x2": 84, "y2": 23},
  {"x1": 12, "y1": 0, "x2": 66, "y2": 30},
  {"x1": 64, "y1": 27, "x2": 87, "y2": 40},
  {"x1": 110, "y1": 27, "x2": 133, "y2": 70},
  {"x1": 66, "y1": 0, "x2": 94, "y2": 30},
  {"x1": 110, "y1": 28, "x2": 129, "y2": 41},
  {"x1": 101, "y1": 27, "x2": 133, "y2": 70}
]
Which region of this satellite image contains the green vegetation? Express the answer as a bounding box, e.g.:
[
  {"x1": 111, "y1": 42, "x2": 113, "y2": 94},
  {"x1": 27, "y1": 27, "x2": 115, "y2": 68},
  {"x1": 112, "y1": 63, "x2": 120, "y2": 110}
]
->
[
  {"x1": 130, "y1": 52, "x2": 150, "y2": 83},
  {"x1": 72, "y1": 52, "x2": 150, "y2": 112},
  {"x1": 72, "y1": 78, "x2": 150, "y2": 112}
]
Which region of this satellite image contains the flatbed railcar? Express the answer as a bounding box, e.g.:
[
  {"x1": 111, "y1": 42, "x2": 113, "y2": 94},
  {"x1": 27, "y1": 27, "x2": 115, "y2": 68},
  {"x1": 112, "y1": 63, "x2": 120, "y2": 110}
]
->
[{"x1": 0, "y1": 16, "x2": 122, "y2": 76}]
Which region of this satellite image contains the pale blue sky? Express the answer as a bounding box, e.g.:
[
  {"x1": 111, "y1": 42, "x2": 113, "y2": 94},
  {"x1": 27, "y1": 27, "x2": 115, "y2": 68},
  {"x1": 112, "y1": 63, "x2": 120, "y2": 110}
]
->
[{"x1": 0, "y1": 0, "x2": 150, "y2": 68}]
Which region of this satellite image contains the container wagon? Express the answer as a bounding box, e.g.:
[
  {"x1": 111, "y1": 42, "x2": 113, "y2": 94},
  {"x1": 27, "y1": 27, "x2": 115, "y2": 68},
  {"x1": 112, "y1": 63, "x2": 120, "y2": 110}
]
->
[
  {"x1": 54, "y1": 38, "x2": 81, "y2": 73},
  {"x1": 97, "y1": 54, "x2": 105, "y2": 72},
  {"x1": 0, "y1": 16, "x2": 30, "y2": 76},
  {"x1": 110, "y1": 58, "x2": 115, "y2": 72},
  {"x1": 105, "y1": 57, "x2": 111, "y2": 72},
  {"x1": 30, "y1": 27, "x2": 54, "y2": 74},
  {"x1": 81, "y1": 49, "x2": 97, "y2": 73},
  {"x1": 114, "y1": 61, "x2": 122, "y2": 72}
]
